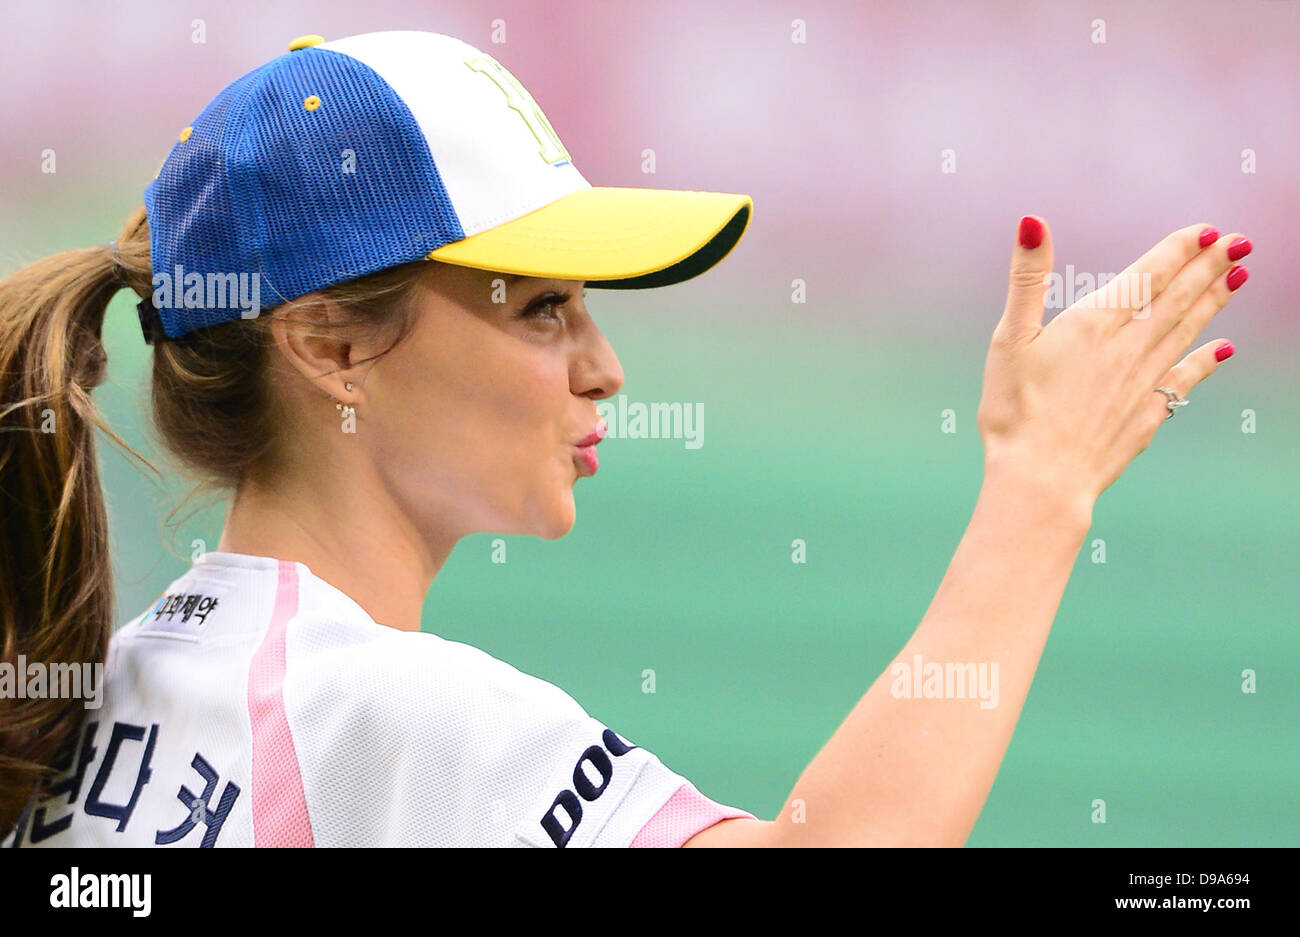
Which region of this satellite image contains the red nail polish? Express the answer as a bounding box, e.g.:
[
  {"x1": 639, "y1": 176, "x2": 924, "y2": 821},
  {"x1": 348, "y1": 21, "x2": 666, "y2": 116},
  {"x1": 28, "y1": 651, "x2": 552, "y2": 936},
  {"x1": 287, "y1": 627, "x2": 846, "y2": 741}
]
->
[
  {"x1": 1198, "y1": 227, "x2": 1219, "y2": 248},
  {"x1": 1226, "y1": 265, "x2": 1249, "y2": 291},
  {"x1": 1227, "y1": 237, "x2": 1252, "y2": 261},
  {"x1": 1018, "y1": 216, "x2": 1044, "y2": 250},
  {"x1": 1214, "y1": 341, "x2": 1235, "y2": 362}
]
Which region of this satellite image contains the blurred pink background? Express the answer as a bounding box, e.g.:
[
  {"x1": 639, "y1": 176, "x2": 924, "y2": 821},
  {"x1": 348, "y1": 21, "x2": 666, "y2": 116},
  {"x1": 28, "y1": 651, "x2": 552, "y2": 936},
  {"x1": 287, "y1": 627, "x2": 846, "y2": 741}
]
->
[
  {"x1": 3, "y1": 1, "x2": 1297, "y2": 846},
  {"x1": 3, "y1": 0, "x2": 1296, "y2": 348}
]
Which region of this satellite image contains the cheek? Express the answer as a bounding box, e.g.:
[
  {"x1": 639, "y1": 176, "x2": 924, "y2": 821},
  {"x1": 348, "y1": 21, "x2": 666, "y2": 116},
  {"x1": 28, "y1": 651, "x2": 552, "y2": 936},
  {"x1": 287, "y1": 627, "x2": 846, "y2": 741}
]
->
[
  {"x1": 489, "y1": 358, "x2": 579, "y2": 520},
  {"x1": 370, "y1": 325, "x2": 574, "y2": 528},
  {"x1": 452, "y1": 351, "x2": 565, "y2": 471}
]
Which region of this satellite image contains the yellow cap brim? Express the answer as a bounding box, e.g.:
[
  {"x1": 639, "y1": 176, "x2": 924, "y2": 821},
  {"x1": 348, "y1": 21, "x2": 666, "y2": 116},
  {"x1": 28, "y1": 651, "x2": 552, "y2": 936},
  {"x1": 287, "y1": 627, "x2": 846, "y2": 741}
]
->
[{"x1": 425, "y1": 186, "x2": 752, "y2": 288}]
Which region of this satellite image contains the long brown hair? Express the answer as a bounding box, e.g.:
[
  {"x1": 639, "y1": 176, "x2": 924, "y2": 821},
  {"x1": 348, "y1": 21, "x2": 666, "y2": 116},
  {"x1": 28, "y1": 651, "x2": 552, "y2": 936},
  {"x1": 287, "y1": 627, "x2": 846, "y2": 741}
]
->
[{"x1": 0, "y1": 205, "x2": 430, "y2": 837}]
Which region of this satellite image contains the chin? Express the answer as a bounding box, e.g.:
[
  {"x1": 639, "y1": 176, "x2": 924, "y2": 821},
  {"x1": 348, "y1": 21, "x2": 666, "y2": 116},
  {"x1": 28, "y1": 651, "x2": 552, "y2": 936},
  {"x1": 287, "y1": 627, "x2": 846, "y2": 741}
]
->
[{"x1": 533, "y1": 491, "x2": 577, "y2": 540}]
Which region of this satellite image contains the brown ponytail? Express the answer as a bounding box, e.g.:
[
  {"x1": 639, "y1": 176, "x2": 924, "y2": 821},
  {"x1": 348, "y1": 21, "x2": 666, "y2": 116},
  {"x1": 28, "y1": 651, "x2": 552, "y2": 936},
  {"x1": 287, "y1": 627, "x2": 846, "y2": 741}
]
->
[
  {"x1": 0, "y1": 207, "x2": 153, "y2": 836},
  {"x1": 1, "y1": 206, "x2": 430, "y2": 838}
]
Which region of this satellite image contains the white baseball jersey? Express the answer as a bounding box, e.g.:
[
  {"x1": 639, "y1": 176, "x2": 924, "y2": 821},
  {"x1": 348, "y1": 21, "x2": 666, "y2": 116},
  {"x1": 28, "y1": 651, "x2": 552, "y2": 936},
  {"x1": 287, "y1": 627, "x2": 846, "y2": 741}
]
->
[{"x1": 3, "y1": 551, "x2": 754, "y2": 847}]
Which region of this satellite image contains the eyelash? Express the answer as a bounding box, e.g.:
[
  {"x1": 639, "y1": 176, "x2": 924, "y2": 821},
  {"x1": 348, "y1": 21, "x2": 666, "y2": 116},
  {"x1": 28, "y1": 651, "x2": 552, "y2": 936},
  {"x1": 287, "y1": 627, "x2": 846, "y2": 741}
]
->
[{"x1": 521, "y1": 288, "x2": 587, "y2": 321}]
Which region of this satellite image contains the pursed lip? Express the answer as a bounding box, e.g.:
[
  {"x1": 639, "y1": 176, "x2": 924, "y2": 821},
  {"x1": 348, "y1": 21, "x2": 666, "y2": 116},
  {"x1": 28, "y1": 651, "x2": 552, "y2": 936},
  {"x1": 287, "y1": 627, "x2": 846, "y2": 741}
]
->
[{"x1": 574, "y1": 418, "x2": 607, "y2": 449}]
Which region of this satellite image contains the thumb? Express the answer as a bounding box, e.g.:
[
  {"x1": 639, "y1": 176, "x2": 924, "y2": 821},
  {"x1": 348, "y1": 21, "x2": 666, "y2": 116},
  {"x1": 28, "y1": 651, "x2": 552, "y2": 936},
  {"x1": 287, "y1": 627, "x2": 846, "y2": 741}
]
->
[{"x1": 998, "y1": 215, "x2": 1054, "y2": 342}]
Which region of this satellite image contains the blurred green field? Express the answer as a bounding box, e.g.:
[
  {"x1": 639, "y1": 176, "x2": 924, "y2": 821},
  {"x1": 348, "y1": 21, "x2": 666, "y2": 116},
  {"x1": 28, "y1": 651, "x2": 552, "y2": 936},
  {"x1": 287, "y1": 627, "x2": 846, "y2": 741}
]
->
[
  {"x1": 5, "y1": 0, "x2": 1297, "y2": 849},
  {"x1": 82, "y1": 274, "x2": 1300, "y2": 847}
]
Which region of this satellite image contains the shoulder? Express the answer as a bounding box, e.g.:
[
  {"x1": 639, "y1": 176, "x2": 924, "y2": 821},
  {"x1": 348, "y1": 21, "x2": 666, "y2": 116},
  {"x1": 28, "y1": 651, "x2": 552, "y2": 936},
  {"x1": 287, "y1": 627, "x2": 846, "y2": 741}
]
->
[
  {"x1": 284, "y1": 603, "x2": 589, "y2": 733},
  {"x1": 273, "y1": 570, "x2": 754, "y2": 847},
  {"x1": 274, "y1": 599, "x2": 595, "y2": 845},
  {"x1": 280, "y1": 610, "x2": 744, "y2": 847}
]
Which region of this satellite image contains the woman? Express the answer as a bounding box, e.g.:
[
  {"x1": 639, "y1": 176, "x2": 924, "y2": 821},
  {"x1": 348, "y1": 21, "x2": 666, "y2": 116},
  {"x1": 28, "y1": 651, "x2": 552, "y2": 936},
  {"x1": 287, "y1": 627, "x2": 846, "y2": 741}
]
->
[{"x1": 0, "y1": 30, "x2": 1248, "y2": 847}]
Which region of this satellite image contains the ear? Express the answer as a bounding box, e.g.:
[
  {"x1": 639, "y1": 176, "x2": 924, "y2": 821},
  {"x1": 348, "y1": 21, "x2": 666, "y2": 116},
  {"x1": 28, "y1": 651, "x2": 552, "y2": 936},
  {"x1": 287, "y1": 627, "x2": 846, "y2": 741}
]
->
[{"x1": 267, "y1": 295, "x2": 363, "y2": 405}]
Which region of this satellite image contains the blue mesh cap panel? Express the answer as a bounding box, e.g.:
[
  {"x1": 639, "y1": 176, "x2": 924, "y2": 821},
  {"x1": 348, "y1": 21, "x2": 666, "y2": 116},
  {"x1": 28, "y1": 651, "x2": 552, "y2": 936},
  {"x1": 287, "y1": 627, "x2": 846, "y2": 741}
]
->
[
  {"x1": 144, "y1": 63, "x2": 272, "y2": 337},
  {"x1": 144, "y1": 47, "x2": 465, "y2": 339},
  {"x1": 229, "y1": 48, "x2": 464, "y2": 315}
]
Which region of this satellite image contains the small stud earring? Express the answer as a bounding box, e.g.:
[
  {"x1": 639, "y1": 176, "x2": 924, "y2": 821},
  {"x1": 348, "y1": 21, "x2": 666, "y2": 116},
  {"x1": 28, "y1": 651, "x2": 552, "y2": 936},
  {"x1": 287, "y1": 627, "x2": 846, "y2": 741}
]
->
[{"x1": 334, "y1": 381, "x2": 356, "y2": 417}]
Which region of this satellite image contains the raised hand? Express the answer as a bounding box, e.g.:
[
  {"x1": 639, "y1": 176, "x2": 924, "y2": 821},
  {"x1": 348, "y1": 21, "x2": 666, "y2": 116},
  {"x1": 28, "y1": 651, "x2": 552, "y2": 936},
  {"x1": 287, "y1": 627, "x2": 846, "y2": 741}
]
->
[{"x1": 977, "y1": 217, "x2": 1248, "y2": 505}]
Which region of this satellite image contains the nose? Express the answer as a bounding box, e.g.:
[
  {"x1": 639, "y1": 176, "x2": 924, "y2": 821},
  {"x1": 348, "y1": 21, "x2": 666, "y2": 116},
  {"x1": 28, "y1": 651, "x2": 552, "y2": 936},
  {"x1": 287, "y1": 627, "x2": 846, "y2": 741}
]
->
[{"x1": 572, "y1": 323, "x2": 624, "y2": 401}]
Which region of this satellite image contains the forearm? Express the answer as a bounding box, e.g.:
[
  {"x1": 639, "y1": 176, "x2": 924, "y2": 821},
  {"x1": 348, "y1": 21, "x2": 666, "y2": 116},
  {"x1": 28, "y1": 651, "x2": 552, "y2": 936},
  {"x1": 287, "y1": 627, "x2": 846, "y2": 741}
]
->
[{"x1": 773, "y1": 465, "x2": 1094, "y2": 846}]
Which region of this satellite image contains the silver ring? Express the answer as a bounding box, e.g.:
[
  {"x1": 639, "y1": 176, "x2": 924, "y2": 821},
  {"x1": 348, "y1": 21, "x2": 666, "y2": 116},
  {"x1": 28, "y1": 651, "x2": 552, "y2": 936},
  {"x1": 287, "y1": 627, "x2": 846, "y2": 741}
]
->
[{"x1": 1154, "y1": 385, "x2": 1188, "y2": 420}]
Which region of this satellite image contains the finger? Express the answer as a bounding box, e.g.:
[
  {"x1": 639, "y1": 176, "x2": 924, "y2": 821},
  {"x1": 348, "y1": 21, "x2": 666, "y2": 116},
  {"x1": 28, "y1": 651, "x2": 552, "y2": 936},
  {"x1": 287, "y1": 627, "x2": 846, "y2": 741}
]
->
[
  {"x1": 998, "y1": 215, "x2": 1054, "y2": 343},
  {"x1": 1137, "y1": 261, "x2": 1248, "y2": 388},
  {"x1": 1141, "y1": 337, "x2": 1235, "y2": 428},
  {"x1": 1124, "y1": 232, "x2": 1250, "y2": 348},
  {"x1": 1090, "y1": 223, "x2": 1219, "y2": 331}
]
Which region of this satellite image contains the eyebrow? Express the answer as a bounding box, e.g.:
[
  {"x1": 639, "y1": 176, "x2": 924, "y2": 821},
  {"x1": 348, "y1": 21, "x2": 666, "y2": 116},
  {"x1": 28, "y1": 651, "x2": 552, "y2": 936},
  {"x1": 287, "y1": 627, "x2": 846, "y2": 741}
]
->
[{"x1": 501, "y1": 273, "x2": 584, "y2": 290}]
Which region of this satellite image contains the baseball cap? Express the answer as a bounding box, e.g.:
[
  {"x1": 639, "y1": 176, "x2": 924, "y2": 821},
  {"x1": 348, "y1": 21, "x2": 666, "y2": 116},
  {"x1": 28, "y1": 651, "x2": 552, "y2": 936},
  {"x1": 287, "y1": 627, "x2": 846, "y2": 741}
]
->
[{"x1": 138, "y1": 29, "x2": 753, "y2": 341}]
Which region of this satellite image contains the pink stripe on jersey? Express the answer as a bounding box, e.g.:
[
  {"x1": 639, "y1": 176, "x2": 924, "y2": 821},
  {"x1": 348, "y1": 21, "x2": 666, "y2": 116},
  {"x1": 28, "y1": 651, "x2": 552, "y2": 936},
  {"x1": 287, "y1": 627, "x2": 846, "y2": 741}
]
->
[
  {"x1": 630, "y1": 782, "x2": 756, "y2": 848},
  {"x1": 247, "y1": 560, "x2": 315, "y2": 847}
]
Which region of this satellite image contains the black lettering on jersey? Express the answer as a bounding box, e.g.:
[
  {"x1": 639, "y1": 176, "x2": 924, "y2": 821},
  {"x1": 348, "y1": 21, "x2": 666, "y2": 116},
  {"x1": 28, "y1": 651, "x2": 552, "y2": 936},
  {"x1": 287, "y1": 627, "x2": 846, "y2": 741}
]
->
[
  {"x1": 540, "y1": 790, "x2": 582, "y2": 847},
  {"x1": 84, "y1": 721, "x2": 158, "y2": 832},
  {"x1": 602, "y1": 728, "x2": 637, "y2": 757},
  {"x1": 573, "y1": 746, "x2": 612, "y2": 801},
  {"x1": 155, "y1": 752, "x2": 241, "y2": 847},
  {"x1": 29, "y1": 720, "x2": 98, "y2": 843},
  {"x1": 540, "y1": 729, "x2": 640, "y2": 848},
  {"x1": 153, "y1": 592, "x2": 220, "y2": 625}
]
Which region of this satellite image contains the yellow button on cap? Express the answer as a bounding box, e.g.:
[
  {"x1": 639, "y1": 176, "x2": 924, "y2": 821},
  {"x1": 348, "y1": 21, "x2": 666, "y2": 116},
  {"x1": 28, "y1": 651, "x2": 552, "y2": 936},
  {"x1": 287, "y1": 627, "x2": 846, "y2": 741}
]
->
[{"x1": 288, "y1": 34, "x2": 325, "y2": 51}]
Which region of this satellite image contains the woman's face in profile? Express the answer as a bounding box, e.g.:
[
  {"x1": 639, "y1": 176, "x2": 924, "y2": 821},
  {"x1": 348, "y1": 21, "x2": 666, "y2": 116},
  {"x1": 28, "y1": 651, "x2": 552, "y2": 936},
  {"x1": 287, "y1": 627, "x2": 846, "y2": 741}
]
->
[{"x1": 357, "y1": 262, "x2": 624, "y2": 541}]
